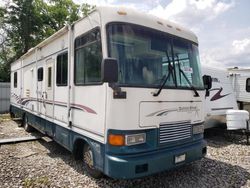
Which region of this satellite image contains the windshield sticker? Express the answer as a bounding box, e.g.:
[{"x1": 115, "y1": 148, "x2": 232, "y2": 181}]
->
[
  {"x1": 162, "y1": 56, "x2": 168, "y2": 62},
  {"x1": 183, "y1": 67, "x2": 193, "y2": 74}
]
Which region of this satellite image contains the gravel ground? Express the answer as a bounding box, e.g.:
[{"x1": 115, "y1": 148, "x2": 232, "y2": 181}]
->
[{"x1": 0, "y1": 117, "x2": 249, "y2": 188}]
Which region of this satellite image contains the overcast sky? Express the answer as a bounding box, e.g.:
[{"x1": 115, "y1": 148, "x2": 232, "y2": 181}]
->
[{"x1": 74, "y1": 0, "x2": 250, "y2": 68}]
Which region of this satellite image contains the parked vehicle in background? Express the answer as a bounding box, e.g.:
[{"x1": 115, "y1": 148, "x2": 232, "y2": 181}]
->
[
  {"x1": 228, "y1": 67, "x2": 250, "y2": 112},
  {"x1": 10, "y1": 6, "x2": 210, "y2": 179},
  {"x1": 201, "y1": 66, "x2": 238, "y2": 129}
]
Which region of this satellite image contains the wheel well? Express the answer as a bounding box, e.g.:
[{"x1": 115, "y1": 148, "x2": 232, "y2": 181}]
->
[{"x1": 73, "y1": 138, "x2": 87, "y2": 160}]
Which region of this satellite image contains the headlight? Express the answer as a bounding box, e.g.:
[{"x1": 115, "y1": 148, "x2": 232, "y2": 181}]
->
[
  {"x1": 193, "y1": 124, "x2": 204, "y2": 134},
  {"x1": 125, "y1": 133, "x2": 146, "y2": 146}
]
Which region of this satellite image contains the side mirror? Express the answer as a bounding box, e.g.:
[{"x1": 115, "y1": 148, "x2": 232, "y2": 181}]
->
[
  {"x1": 102, "y1": 58, "x2": 118, "y2": 83},
  {"x1": 203, "y1": 75, "x2": 212, "y2": 97},
  {"x1": 203, "y1": 75, "x2": 212, "y2": 90},
  {"x1": 246, "y1": 78, "x2": 250, "y2": 92}
]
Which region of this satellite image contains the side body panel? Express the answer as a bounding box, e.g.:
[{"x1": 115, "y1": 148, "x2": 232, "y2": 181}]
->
[{"x1": 202, "y1": 66, "x2": 238, "y2": 128}]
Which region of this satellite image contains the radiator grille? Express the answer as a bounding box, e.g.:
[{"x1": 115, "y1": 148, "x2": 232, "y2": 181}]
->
[{"x1": 159, "y1": 121, "x2": 192, "y2": 144}]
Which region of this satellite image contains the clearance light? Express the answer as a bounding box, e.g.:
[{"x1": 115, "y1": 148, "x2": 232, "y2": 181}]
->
[
  {"x1": 108, "y1": 134, "x2": 125, "y2": 146},
  {"x1": 157, "y1": 21, "x2": 163, "y2": 25},
  {"x1": 117, "y1": 11, "x2": 127, "y2": 15},
  {"x1": 176, "y1": 27, "x2": 181, "y2": 31},
  {"x1": 167, "y1": 24, "x2": 173, "y2": 28}
]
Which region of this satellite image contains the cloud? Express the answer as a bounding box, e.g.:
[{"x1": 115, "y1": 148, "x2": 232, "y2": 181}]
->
[
  {"x1": 149, "y1": 0, "x2": 235, "y2": 27},
  {"x1": 201, "y1": 37, "x2": 250, "y2": 68},
  {"x1": 232, "y1": 38, "x2": 250, "y2": 54}
]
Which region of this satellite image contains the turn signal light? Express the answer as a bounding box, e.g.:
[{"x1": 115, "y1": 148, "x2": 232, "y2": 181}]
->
[{"x1": 108, "y1": 134, "x2": 125, "y2": 146}]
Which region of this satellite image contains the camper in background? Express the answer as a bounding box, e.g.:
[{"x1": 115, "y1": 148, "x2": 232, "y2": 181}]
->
[
  {"x1": 202, "y1": 66, "x2": 238, "y2": 129},
  {"x1": 10, "y1": 6, "x2": 211, "y2": 179},
  {"x1": 228, "y1": 67, "x2": 250, "y2": 112}
]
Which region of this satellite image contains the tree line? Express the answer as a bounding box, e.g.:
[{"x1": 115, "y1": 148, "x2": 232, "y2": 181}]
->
[{"x1": 0, "y1": 0, "x2": 94, "y2": 82}]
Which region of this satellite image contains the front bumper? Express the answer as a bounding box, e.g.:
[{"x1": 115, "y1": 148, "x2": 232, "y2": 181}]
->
[{"x1": 104, "y1": 140, "x2": 206, "y2": 179}]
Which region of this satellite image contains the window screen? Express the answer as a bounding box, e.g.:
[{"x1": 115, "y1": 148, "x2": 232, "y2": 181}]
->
[
  {"x1": 56, "y1": 53, "x2": 68, "y2": 86},
  {"x1": 14, "y1": 72, "x2": 17, "y2": 88},
  {"x1": 75, "y1": 28, "x2": 102, "y2": 85},
  {"x1": 38, "y1": 68, "x2": 43, "y2": 81}
]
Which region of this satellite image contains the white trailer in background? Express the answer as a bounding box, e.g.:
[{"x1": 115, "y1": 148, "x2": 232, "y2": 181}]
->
[
  {"x1": 10, "y1": 6, "x2": 210, "y2": 179},
  {"x1": 228, "y1": 68, "x2": 250, "y2": 111},
  {"x1": 202, "y1": 66, "x2": 238, "y2": 129}
]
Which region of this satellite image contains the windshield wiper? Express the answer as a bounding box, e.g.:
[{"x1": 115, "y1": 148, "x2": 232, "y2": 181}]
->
[
  {"x1": 153, "y1": 52, "x2": 174, "y2": 97},
  {"x1": 176, "y1": 56, "x2": 199, "y2": 97}
]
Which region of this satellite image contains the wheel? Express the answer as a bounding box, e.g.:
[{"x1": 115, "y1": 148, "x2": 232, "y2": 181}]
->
[
  {"x1": 19, "y1": 114, "x2": 25, "y2": 127},
  {"x1": 83, "y1": 144, "x2": 103, "y2": 179},
  {"x1": 23, "y1": 115, "x2": 34, "y2": 132},
  {"x1": 10, "y1": 112, "x2": 15, "y2": 119}
]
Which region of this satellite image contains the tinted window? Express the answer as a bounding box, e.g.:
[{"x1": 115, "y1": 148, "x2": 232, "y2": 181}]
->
[
  {"x1": 56, "y1": 53, "x2": 68, "y2": 86},
  {"x1": 246, "y1": 78, "x2": 250, "y2": 92},
  {"x1": 14, "y1": 72, "x2": 17, "y2": 88},
  {"x1": 38, "y1": 68, "x2": 43, "y2": 81},
  {"x1": 75, "y1": 28, "x2": 102, "y2": 85}
]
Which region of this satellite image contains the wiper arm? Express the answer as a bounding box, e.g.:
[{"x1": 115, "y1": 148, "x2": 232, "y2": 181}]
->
[
  {"x1": 176, "y1": 56, "x2": 199, "y2": 97},
  {"x1": 153, "y1": 52, "x2": 174, "y2": 97},
  {"x1": 179, "y1": 68, "x2": 199, "y2": 97}
]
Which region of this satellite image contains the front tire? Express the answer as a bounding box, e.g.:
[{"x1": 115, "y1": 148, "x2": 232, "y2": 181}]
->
[
  {"x1": 23, "y1": 115, "x2": 33, "y2": 132},
  {"x1": 83, "y1": 144, "x2": 103, "y2": 179}
]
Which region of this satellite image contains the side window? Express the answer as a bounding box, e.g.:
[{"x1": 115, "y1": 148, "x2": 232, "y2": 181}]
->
[
  {"x1": 48, "y1": 67, "x2": 52, "y2": 88},
  {"x1": 14, "y1": 72, "x2": 17, "y2": 88},
  {"x1": 246, "y1": 78, "x2": 250, "y2": 92},
  {"x1": 56, "y1": 53, "x2": 68, "y2": 86},
  {"x1": 38, "y1": 67, "x2": 43, "y2": 81},
  {"x1": 75, "y1": 28, "x2": 102, "y2": 85}
]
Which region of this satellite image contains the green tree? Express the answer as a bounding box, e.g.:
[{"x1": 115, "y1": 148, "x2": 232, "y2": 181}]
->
[
  {"x1": 81, "y1": 3, "x2": 95, "y2": 16},
  {"x1": 0, "y1": 0, "x2": 94, "y2": 82},
  {"x1": 47, "y1": 0, "x2": 80, "y2": 31}
]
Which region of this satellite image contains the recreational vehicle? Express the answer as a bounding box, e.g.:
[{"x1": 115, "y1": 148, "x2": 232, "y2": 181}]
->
[
  {"x1": 228, "y1": 68, "x2": 250, "y2": 111},
  {"x1": 202, "y1": 66, "x2": 238, "y2": 128},
  {"x1": 10, "y1": 7, "x2": 210, "y2": 179}
]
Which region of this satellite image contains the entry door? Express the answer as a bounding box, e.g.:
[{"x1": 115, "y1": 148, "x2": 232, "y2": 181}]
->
[
  {"x1": 37, "y1": 66, "x2": 45, "y2": 115},
  {"x1": 45, "y1": 59, "x2": 54, "y2": 118}
]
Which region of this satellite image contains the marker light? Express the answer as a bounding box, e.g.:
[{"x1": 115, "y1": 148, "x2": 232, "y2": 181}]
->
[
  {"x1": 117, "y1": 11, "x2": 127, "y2": 15},
  {"x1": 157, "y1": 21, "x2": 163, "y2": 25},
  {"x1": 108, "y1": 134, "x2": 125, "y2": 146},
  {"x1": 176, "y1": 27, "x2": 181, "y2": 31}
]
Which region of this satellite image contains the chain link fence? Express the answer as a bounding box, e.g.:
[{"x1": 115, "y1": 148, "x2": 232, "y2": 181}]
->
[{"x1": 0, "y1": 83, "x2": 10, "y2": 113}]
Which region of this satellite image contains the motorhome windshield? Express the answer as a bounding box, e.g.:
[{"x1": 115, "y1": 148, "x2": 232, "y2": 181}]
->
[{"x1": 107, "y1": 23, "x2": 203, "y2": 89}]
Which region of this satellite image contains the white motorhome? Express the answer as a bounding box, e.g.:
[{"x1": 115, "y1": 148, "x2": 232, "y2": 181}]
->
[
  {"x1": 228, "y1": 68, "x2": 250, "y2": 111},
  {"x1": 10, "y1": 6, "x2": 209, "y2": 179},
  {"x1": 202, "y1": 66, "x2": 238, "y2": 128}
]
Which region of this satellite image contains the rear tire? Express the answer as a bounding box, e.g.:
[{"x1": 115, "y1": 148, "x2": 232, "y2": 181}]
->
[
  {"x1": 83, "y1": 144, "x2": 103, "y2": 179},
  {"x1": 10, "y1": 112, "x2": 15, "y2": 119},
  {"x1": 23, "y1": 115, "x2": 33, "y2": 132}
]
